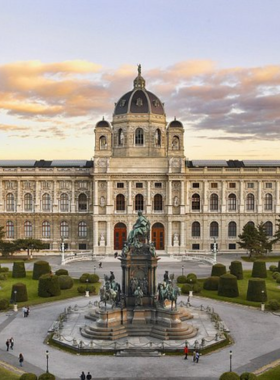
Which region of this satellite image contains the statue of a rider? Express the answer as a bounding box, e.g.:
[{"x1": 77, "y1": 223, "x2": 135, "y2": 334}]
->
[{"x1": 127, "y1": 211, "x2": 150, "y2": 246}]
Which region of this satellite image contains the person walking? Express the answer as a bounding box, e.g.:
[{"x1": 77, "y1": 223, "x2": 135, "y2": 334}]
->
[
  {"x1": 6, "y1": 339, "x2": 10, "y2": 351},
  {"x1": 99, "y1": 262, "x2": 102, "y2": 268},
  {"x1": 195, "y1": 351, "x2": 200, "y2": 363},
  {"x1": 86, "y1": 372, "x2": 92, "y2": 380},
  {"x1": 184, "y1": 344, "x2": 189, "y2": 360},
  {"x1": 19, "y1": 353, "x2": 24, "y2": 367},
  {"x1": 193, "y1": 350, "x2": 196, "y2": 362},
  {"x1": 80, "y1": 371, "x2": 86, "y2": 380},
  {"x1": 10, "y1": 337, "x2": 14, "y2": 350}
]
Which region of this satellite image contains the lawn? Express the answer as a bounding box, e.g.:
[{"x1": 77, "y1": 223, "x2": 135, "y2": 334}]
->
[
  {"x1": 241, "y1": 255, "x2": 280, "y2": 263},
  {"x1": 257, "y1": 365, "x2": 280, "y2": 379},
  {"x1": 0, "y1": 366, "x2": 20, "y2": 380}
]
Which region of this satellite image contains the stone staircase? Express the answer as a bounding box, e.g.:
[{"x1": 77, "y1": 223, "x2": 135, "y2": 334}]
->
[{"x1": 115, "y1": 348, "x2": 162, "y2": 357}]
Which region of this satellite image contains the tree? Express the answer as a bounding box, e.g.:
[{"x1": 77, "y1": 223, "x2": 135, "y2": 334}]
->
[
  {"x1": 272, "y1": 215, "x2": 280, "y2": 245},
  {"x1": 238, "y1": 223, "x2": 272, "y2": 257},
  {"x1": 0, "y1": 226, "x2": 18, "y2": 257},
  {"x1": 257, "y1": 222, "x2": 272, "y2": 255},
  {"x1": 13, "y1": 238, "x2": 48, "y2": 257}
]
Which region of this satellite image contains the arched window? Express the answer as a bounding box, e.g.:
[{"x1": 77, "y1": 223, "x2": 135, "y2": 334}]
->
[
  {"x1": 172, "y1": 136, "x2": 180, "y2": 150},
  {"x1": 42, "y1": 193, "x2": 51, "y2": 211},
  {"x1": 78, "y1": 221, "x2": 87, "y2": 238},
  {"x1": 154, "y1": 194, "x2": 163, "y2": 211},
  {"x1": 246, "y1": 221, "x2": 255, "y2": 228},
  {"x1": 155, "y1": 129, "x2": 161, "y2": 146},
  {"x1": 228, "y1": 221, "x2": 237, "y2": 237},
  {"x1": 228, "y1": 194, "x2": 236, "y2": 211},
  {"x1": 192, "y1": 222, "x2": 201, "y2": 237},
  {"x1": 192, "y1": 193, "x2": 200, "y2": 210},
  {"x1": 42, "y1": 221, "x2": 51, "y2": 238},
  {"x1": 135, "y1": 128, "x2": 144, "y2": 145},
  {"x1": 210, "y1": 221, "x2": 219, "y2": 237},
  {"x1": 24, "y1": 193, "x2": 33, "y2": 211},
  {"x1": 6, "y1": 221, "x2": 14, "y2": 238},
  {"x1": 99, "y1": 136, "x2": 107, "y2": 149},
  {"x1": 210, "y1": 194, "x2": 219, "y2": 211},
  {"x1": 118, "y1": 129, "x2": 124, "y2": 145},
  {"x1": 135, "y1": 194, "x2": 144, "y2": 211},
  {"x1": 264, "y1": 221, "x2": 273, "y2": 236},
  {"x1": 246, "y1": 193, "x2": 255, "y2": 211},
  {"x1": 6, "y1": 193, "x2": 15, "y2": 211},
  {"x1": 78, "y1": 193, "x2": 87, "y2": 211},
  {"x1": 116, "y1": 194, "x2": 125, "y2": 211},
  {"x1": 60, "y1": 193, "x2": 69, "y2": 212},
  {"x1": 24, "y1": 221, "x2": 32, "y2": 238},
  {"x1": 60, "y1": 221, "x2": 69, "y2": 238},
  {"x1": 264, "y1": 194, "x2": 273, "y2": 211}
]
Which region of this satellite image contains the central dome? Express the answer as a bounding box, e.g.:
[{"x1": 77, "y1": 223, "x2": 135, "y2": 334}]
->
[{"x1": 114, "y1": 66, "x2": 165, "y2": 116}]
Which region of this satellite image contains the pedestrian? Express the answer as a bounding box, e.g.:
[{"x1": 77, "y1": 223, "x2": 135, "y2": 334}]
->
[
  {"x1": 80, "y1": 371, "x2": 86, "y2": 380},
  {"x1": 6, "y1": 339, "x2": 10, "y2": 351},
  {"x1": 193, "y1": 350, "x2": 196, "y2": 362},
  {"x1": 19, "y1": 353, "x2": 24, "y2": 367},
  {"x1": 10, "y1": 337, "x2": 14, "y2": 350},
  {"x1": 184, "y1": 344, "x2": 189, "y2": 360},
  {"x1": 26, "y1": 306, "x2": 30, "y2": 317},
  {"x1": 86, "y1": 372, "x2": 92, "y2": 380},
  {"x1": 195, "y1": 351, "x2": 200, "y2": 363},
  {"x1": 22, "y1": 306, "x2": 27, "y2": 317},
  {"x1": 99, "y1": 262, "x2": 102, "y2": 268}
]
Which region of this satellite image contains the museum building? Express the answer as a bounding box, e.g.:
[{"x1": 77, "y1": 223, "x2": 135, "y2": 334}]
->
[{"x1": 0, "y1": 69, "x2": 280, "y2": 255}]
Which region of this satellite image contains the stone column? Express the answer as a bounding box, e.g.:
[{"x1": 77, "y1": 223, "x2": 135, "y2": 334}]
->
[
  {"x1": 146, "y1": 180, "x2": 151, "y2": 213},
  {"x1": 258, "y1": 181, "x2": 262, "y2": 213},
  {"x1": 221, "y1": 181, "x2": 226, "y2": 212},
  {"x1": 106, "y1": 221, "x2": 111, "y2": 249},
  {"x1": 180, "y1": 180, "x2": 185, "y2": 214},
  {"x1": 53, "y1": 180, "x2": 58, "y2": 212},
  {"x1": 71, "y1": 181, "x2": 75, "y2": 213},
  {"x1": 93, "y1": 221, "x2": 99, "y2": 250},
  {"x1": 203, "y1": 180, "x2": 208, "y2": 212},
  {"x1": 17, "y1": 180, "x2": 21, "y2": 212},
  {"x1": 180, "y1": 221, "x2": 185, "y2": 248},
  {"x1": 94, "y1": 180, "x2": 99, "y2": 214},
  {"x1": 185, "y1": 180, "x2": 189, "y2": 213},
  {"x1": 276, "y1": 180, "x2": 280, "y2": 213},
  {"x1": 168, "y1": 220, "x2": 172, "y2": 249},
  {"x1": 128, "y1": 180, "x2": 132, "y2": 214},
  {"x1": 239, "y1": 180, "x2": 244, "y2": 212}
]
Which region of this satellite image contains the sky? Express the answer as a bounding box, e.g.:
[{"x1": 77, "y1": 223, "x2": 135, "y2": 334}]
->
[{"x1": 1, "y1": 0, "x2": 280, "y2": 160}]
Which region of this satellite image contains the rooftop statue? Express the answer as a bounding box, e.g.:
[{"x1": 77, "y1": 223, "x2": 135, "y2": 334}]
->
[{"x1": 127, "y1": 211, "x2": 150, "y2": 246}]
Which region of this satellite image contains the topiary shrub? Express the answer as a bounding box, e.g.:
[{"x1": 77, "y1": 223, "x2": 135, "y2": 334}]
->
[
  {"x1": 55, "y1": 269, "x2": 69, "y2": 276},
  {"x1": 58, "y1": 275, "x2": 74, "y2": 290},
  {"x1": 33, "y1": 261, "x2": 51, "y2": 280},
  {"x1": 277, "y1": 261, "x2": 280, "y2": 273},
  {"x1": 229, "y1": 261, "x2": 243, "y2": 280},
  {"x1": 272, "y1": 271, "x2": 280, "y2": 279},
  {"x1": 177, "y1": 275, "x2": 187, "y2": 284},
  {"x1": 88, "y1": 273, "x2": 99, "y2": 283},
  {"x1": 211, "y1": 263, "x2": 226, "y2": 277},
  {"x1": 0, "y1": 298, "x2": 9, "y2": 310},
  {"x1": 0, "y1": 273, "x2": 7, "y2": 280},
  {"x1": 38, "y1": 274, "x2": 61, "y2": 297},
  {"x1": 79, "y1": 273, "x2": 90, "y2": 283},
  {"x1": 181, "y1": 283, "x2": 201, "y2": 294},
  {"x1": 38, "y1": 373, "x2": 55, "y2": 380},
  {"x1": 203, "y1": 276, "x2": 220, "y2": 290},
  {"x1": 240, "y1": 372, "x2": 257, "y2": 380},
  {"x1": 268, "y1": 299, "x2": 280, "y2": 311},
  {"x1": 269, "y1": 264, "x2": 278, "y2": 272},
  {"x1": 0, "y1": 266, "x2": 9, "y2": 273},
  {"x1": 219, "y1": 372, "x2": 239, "y2": 380},
  {"x1": 11, "y1": 283, "x2": 28, "y2": 303},
  {"x1": 192, "y1": 283, "x2": 201, "y2": 293},
  {"x1": 246, "y1": 278, "x2": 267, "y2": 302},
  {"x1": 252, "y1": 260, "x2": 267, "y2": 278},
  {"x1": 186, "y1": 273, "x2": 197, "y2": 284},
  {"x1": 12, "y1": 261, "x2": 26, "y2": 278},
  {"x1": 19, "y1": 373, "x2": 38, "y2": 380},
  {"x1": 77, "y1": 285, "x2": 95, "y2": 294},
  {"x1": 276, "y1": 276, "x2": 280, "y2": 284},
  {"x1": 218, "y1": 274, "x2": 239, "y2": 298}
]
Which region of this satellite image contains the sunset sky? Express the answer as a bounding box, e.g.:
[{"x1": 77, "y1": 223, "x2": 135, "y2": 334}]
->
[{"x1": 1, "y1": 0, "x2": 280, "y2": 160}]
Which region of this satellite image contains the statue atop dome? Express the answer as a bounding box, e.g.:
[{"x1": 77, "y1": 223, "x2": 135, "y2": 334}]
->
[{"x1": 137, "y1": 63, "x2": 142, "y2": 76}]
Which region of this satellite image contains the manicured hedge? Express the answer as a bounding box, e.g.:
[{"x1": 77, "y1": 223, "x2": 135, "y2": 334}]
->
[
  {"x1": 219, "y1": 372, "x2": 239, "y2": 380},
  {"x1": 246, "y1": 278, "x2": 267, "y2": 302},
  {"x1": 277, "y1": 261, "x2": 280, "y2": 273},
  {"x1": 181, "y1": 283, "x2": 201, "y2": 294},
  {"x1": 186, "y1": 273, "x2": 197, "y2": 284},
  {"x1": 218, "y1": 274, "x2": 239, "y2": 298},
  {"x1": 268, "y1": 299, "x2": 280, "y2": 311},
  {"x1": 77, "y1": 285, "x2": 95, "y2": 294},
  {"x1": 269, "y1": 265, "x2": 278, "y2": 272},
  {"x1": 211, "y1": 263, "x2": 226, "y2": 277},
  {"x1": 0, "y1": 273, "x2": 7, "y2": 280},
  {"x1": 229, "y1": 261, "x2": 243, "y2": 280},
  {"x1": 38, "y1": 274, "x2": 61, "y2": 297},
  {"x1": 12, "y1": 261, "x2": 26, "y2": 278},
  {"x1": 58, "y1": 275, "x2": 74, "y2": 290},
  {"x1": 177, "y1": 275, "x2": 187, "y2": 284},
  {"x1": 240, "y1": 372, "x2": 257, "y2": 380},
  {"x1": 33, "y1": 261, "x2": 51, "y2": 280},
  {"x1": 55, "y1": 269, "x2": 69, "y2": 276},
  {"x1": 203, "y1": 276, "x2": 220, "y2": 290},
  {"x1": 11, "y1": 283, "x2": 28, "y2": 302},
  {"x1": 251, "y1": 261, "x2": 267, "y2": 278},
  {"x1": 79, "y1": 273, "x2": 99, "y2": 283},
  {"x1": 19, "y1": 373, "x2": 38, "y2": 380},
  {"x1": 38, "y1": 373, "x2": 56, "y2": 380},
  {"x1": 0, "y1": 298, "x2": 9, "y2": 310},
  {"x1": 0, "y1": 265, "x2": 9, "y2": 273}
]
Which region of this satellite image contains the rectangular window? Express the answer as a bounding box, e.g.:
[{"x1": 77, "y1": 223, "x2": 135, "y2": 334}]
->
[
  {"x1": 44, "y1": 244, "x2": 50, "y2": 250},
  {"x1": 211, "y1": 183, "x2": 218, "y2": 188},
  {"x1": 266, "y1": 183, "x2": 272, "y2": 189},
  {"x1": 192, "y1": 244, "x2": 200, "y2": 250},
  {"x1": 229, "y1": 183, "x2": 236, "y2": 188},
  {"x1": 155, "y1": 182, "x2": 162, "y2": 188},
  {"x1": 247, "y1": 183, "x2": 254, "y2": 188},
  {"x1": 210, "y1": 243, "x2": 218, "y2": 250},
  {"x1": 136, "y1": 183, "x2": 143, "y2": 188},
  {"x1": 192, "y1": 183, "x2": 200, "y2": 188},
  {"x1": 229, "y1": 244, "x2": 236, "y2": 250},
  {"x1": 79, "y1": 243, "x2": 87, "y2": 250},
  {"x1": 117, "y1": 183, "x2": 124, "y2": 188}
]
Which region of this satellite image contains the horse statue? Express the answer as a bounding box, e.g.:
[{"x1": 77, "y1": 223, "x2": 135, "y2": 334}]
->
[
  {"x1": 99, "y1": 286, "x2": 117, "y2": 309},
  {"x1": 169, "y1": 286, "x2": 181, "y2": 311}
]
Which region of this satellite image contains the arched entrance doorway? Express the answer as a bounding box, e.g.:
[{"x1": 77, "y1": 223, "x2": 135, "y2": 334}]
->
[
  {"x1": 114, "y1": 223, "x2": 127, "y2": 250},
  {"x1": 152, "y1": 223, "x2": 164, "y2": 250}
]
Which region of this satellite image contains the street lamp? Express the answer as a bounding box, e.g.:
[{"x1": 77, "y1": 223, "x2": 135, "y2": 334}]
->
[
  {"x1": 181, "y1": 265, "x2": 184, "y2": 276},
  {"x1": 189, "y1": 278, "x2": 193, "y2": 297},
  {"x1": 229, "y1": 350, "x2": 232, "y2": 372},
  {"x1": 61, "y1": 236, "x2": 65, "y2": 265},
  {"x1": 261, "y1": 290, "x2": 265, "y2": 311},
  {"x1": 94, "y1": 266, "x2": 96, "y2": 274},
  {"x1": 45, "y1": 350, "x2": 49, "y2": 373},
  {"x1": 13, "y1": 290, "x2": 18, "y2": 312},
  {"x1": 85, "y1": 279, "x2": 89, "y2": 297}
]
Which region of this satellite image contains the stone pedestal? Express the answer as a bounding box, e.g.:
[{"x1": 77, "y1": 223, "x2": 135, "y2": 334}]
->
[{"x1": 85, "y1": 291, "x2": 89, "y2": 297}]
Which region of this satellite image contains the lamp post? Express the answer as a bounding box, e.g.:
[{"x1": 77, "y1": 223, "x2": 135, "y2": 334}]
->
[
  {"x1": 45, "y1": 350, "x2": 49, "y2": 373},
  {"x1": 181, "y1": 265, "x2": 184, "y2": 276},
  {"x1": 13, "y1": 290, "x2": 18, "y2": 312},
  {"x1": 261, "y1": 290, "x2": 265, "y2": 311},
  {"x1": 189, "y1": 278, "x2": 193, "y2": 297},
  {"x1": 61, "y1": 237, "x2": 65, "y2": 265},
  {"x1": 229, "y1": 350, "x2": 232, "y2": 372},
  {"x1": 213, "y1": 237, "x2": 217, "y2": 264},
  {"x1": 85, "y1": 279, "x2": 89, "y2": 297},
  {"x1": 94, "y1": 266, "x2": 96, "y2": 274}
]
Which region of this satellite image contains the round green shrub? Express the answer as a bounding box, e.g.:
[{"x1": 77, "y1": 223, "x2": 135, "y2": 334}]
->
[
  {"x1": 177, "y1": 275, "x2": 187, "y2": 284},
  {"x1": 11, "y1": 283, "x2": 28, "y2": 302},
  {"x1": 181, "y1": 284, "x2": 191, "y2": 294},
  {"x1": 203, "y1": 276, "x2": 220, "y2": 290},
  {"x1": 218, "y1": 274, "x2": 239, "y2": 298},
  {"x1": 276, "y1": 276, "x2": 280, "y2": 284},
  {"x1": 58, "y1": 275, "x2": 74, "y2": 290},
  {"x1": 19, "y1": 373, "x2": 38, "y2": 380},
  {"x1": 192, "y1": 283, "x2": 201, "y2": 293},
  {"x1": 38, "y1": 274, "x2": 61, "y2": 297},
  {"x1": 252, "y1": 261, "x2": 267, "y2": 278},
  {"x1": 12, "y1": 261, "x2": 26, "y2": 278},
  {"x1": 33, "y1": 261, "x2": 51, "y2": 280},
  {"x1": 0, "y1": 266, "x2": 9, "y2": 273},
  {"x1": 268, "y1": 299, "x2": 280, "y2": 311},
  {"x1": 0, "y1": 298, "x2": 9, "y2": 310},
  {"x1": 229, "y1": 261, "x2": 243, "y2": 280},
  {"x1": 186, "y1": 273, "x2": 197, "y2": 284},
  {"x1": 272, "y1": 271, "x2": 280, "y2": 279},
  {"x1": 38, "y1": 373, "x2": 55, "y2": 380},
  {"x1": 77, "y1": 285, "x2": 95, "y2": 294},
  {"x1": 246, "y1": 278, "x2": 267, "y2": 302},
  {"x1": 55, "y1": 268, "x2": 69, "y2": 276},
  {"x1": 88, "y1": 273, "x2": 99, "y2": 283},
  {"x1": 277, "y1": 261, "x2": 280, "y2": 273},
  {"x1": 79, "y1": 273, "x2": 90, "y2": 283},
  {"x1": 269, "y1": 265, "x2": 278, "y2": 272},
  {"x1": 240, "y1": 372, "x2": 257, "y2": 380},
  {"x1": 219, "y1": 372, "x2": 239, "y2": 380},
  {"x1": 0, "y1": 273, "x2": 7, "y2": 280},
  {"x1": 211, "y1": 263, "x2": 226, "y2": 277}
]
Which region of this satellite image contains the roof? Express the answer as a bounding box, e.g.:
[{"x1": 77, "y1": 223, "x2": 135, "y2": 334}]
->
[
  {"x1": 186, "y1": 159, "x2": 280, "y2": 168},
  {"x1": 0, "y1": 160, "x2": 94, "y2": 168}
]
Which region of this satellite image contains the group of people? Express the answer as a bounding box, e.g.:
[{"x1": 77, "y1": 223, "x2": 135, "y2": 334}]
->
[
  {"x1": 80, "y1": 371, "x2": 92, "y2": 379},
  {"x1": 5, "y1": 337, "x2": 14, "y2": 351},
  {"x1": 22, "y1": 306, "x2": 30, "y2": 317},
  {"x1": 184, "y1": 345, "x2": 200, "y2": 363}
]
